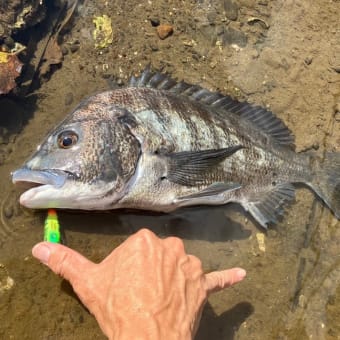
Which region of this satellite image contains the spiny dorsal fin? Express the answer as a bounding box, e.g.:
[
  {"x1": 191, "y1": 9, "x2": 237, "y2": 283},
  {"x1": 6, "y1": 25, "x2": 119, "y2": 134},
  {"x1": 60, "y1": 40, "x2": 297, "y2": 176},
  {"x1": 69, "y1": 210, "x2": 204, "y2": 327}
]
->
[{"x1": 129, "y1": 67, "x2": 295, "y2": 148}]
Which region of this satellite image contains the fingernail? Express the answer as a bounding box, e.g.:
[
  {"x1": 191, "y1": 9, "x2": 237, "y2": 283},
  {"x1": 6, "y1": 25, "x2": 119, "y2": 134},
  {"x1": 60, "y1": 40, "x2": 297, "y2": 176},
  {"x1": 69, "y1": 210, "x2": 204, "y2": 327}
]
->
[
  {"x1": 236, "y1": 269, "x2": 246, "y2": 280},
  {"x1": 32, "y1": 244, "x2": 51, "y2": 265}
]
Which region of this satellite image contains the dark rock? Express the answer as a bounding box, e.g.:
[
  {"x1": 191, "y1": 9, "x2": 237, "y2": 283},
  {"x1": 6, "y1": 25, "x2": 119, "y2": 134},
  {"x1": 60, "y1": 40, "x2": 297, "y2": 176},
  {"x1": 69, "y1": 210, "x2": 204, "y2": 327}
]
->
[
  {"x1": 61, "y1": 45, "x2": 68, "y2": 55},
  {"x1": 199, "y1": 25, "x2": 218, "y2": 46},
  {"x1": 69, "y1": 43, "x2": 80, "y2": 53},
  {"x1": 223, "y1": 27, "x2": 247, "y2": 47},
  {"x1": 101, "y1": 72, "x2": 111, "y2": 79},
  {"x1": 207, "y1": 11, "x2": 217, "y2": 24},
  {"x1": 4, "y1": 37, "x2": 15, "y2": 49},
  {"x1": 0, "y1": 23, "x2": 5, "y2": 38},
  {"x1": 216, "y1": 25, "x2": 224, "y2": 36},
  {"x1": 224, "y1": 0, "x2": 239, "y2": 21}
]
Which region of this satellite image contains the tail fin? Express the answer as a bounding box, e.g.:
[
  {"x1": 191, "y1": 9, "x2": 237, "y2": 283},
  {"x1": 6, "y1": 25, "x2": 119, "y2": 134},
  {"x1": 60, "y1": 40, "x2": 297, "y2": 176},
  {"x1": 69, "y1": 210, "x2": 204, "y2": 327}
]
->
[{"x1": 311, "y1": 152, "x2": 340, "y2": 219}]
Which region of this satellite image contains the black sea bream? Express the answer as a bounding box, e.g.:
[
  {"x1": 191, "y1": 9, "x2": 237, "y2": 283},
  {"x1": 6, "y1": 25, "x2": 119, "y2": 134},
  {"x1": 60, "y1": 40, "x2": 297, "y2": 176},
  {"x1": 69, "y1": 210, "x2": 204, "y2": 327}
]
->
[{"x1": 12, "y1": 68, "x2": 340, "y2": 228}]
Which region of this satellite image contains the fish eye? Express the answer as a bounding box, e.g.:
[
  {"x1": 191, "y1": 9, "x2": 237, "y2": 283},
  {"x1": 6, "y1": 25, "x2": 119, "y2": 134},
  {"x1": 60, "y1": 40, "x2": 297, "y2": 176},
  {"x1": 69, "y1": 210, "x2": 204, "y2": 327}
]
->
[{"x1": 57, "y1": 131, "x2": 78, "y2": 149}]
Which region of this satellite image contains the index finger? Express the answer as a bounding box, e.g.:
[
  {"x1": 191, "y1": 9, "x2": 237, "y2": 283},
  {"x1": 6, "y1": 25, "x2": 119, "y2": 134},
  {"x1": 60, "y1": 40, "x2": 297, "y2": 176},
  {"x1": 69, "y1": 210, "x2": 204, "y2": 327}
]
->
[{"x1": 203, "y1": 268, "x2": 246, "y2": 295}]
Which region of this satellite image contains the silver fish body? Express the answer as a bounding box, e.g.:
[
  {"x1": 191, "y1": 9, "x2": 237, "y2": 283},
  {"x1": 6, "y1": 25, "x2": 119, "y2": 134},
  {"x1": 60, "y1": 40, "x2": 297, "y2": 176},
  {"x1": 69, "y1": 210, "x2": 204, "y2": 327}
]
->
[{"x1": 12, "y1": 68, "x2": 340, "y2": 227}]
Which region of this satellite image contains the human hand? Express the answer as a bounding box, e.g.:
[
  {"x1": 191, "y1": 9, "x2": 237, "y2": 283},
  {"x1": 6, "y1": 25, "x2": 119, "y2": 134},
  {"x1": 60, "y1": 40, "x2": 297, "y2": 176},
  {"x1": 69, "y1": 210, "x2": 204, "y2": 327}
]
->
[{"x1": 32, "y1": 228, "x2": 246, "y2": 340}]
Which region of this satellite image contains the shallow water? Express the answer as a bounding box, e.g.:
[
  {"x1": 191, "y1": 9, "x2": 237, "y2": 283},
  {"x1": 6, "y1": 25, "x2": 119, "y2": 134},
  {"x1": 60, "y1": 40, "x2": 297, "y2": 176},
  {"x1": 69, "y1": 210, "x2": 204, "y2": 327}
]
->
[{"x1": 0, "y1": 0, "x2": 339, "y2": 339}]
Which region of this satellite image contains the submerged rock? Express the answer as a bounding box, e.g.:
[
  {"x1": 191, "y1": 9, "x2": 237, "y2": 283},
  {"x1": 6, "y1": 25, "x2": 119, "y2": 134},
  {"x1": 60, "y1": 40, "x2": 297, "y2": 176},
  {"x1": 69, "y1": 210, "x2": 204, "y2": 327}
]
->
[{"x1": 0, "y1": 0, "x2": 46, "y2": 37}]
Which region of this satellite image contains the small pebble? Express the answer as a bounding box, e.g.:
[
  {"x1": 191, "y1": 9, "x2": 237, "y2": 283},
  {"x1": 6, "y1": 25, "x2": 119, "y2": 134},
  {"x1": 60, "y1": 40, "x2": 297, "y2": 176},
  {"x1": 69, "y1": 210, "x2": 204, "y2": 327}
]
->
[
  {"x1": 335, "y1": 112, "x2": 340, "y2": 122},
  {"x1": 3, "y1": 206, "x2": 13, "y2": 219},
  {"x1": 64, "y1": 92, "x2": 74, "y2": 106},
  {"x1": 312, "y1": 142, "x2": 319, "y2": 150},
  {"x1": 216, "y1": 25, "x2": 224, "y2": 36},
  {"x1": 150, "y1": 18, "x2": 160, "y2": 27},
  {"x1": 61, "y1": 45, "x2": 68, "y2": 55},
  {"x1": 149, "y1": 42, "x2": 159, "y2": 51},
  {"x1": 69, "y1": 43, "x2": 80, "y2": 53},
  {"x1": 334, "y1": 102, "x2": 340, "y2": 116},
  {"x1": 298, "y1": 294, "x2": 307, "y2": 308},
  {"x1": 305, "y1": 56, "x2": 313, "y2": 65},
  {"x1": 0, "y1": 24, "x2": 5, "y2": 36},
  {"x1": 157, "y1": 24, "x2": 173, "y2": 40},
  {"x1": 256, "y1": 233, "x2": 266, "y2": 252}
]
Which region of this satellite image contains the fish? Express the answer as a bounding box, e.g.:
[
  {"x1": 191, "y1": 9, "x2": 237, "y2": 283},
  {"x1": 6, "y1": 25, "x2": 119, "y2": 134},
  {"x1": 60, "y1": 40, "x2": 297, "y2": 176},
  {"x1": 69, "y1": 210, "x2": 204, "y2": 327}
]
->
[{"x1": 12, "y1": 67, "x2": 340, "y2": 228}]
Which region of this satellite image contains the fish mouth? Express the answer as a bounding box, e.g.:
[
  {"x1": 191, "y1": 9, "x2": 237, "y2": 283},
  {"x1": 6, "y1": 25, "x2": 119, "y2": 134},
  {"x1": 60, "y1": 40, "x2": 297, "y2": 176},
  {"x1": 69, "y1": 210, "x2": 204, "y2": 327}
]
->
[
  {"x1": 12, "y1": 168, "x2": 68, "y2": 188},
  {"x1": 12, "y1": 168, "x2": 69, "y2": 208}
]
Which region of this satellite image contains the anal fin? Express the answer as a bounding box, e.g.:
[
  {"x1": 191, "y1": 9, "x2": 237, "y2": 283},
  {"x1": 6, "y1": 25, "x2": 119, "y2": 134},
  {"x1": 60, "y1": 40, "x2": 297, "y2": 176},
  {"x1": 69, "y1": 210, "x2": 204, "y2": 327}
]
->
[{"x1": 244, "y1": 183, "x2": 295, "y2": 228}]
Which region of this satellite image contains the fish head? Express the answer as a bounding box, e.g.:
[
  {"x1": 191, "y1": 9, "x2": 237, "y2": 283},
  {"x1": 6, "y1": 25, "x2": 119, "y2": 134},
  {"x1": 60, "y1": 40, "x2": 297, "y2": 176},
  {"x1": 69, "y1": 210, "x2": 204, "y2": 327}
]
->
[{"x1": 12, "y1": 94, "x2": 141, "y2": 210}]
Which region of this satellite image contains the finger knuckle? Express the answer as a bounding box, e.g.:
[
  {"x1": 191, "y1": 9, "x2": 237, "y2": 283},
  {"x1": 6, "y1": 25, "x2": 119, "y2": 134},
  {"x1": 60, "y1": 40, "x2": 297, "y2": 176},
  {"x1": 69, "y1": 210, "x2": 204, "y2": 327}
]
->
[
  {"x1": 53, "y1": 251, "x2": 74, "y2": 277},
  {"x1": 135, "y1": 228, "x2": 155, "y2": 242},
  {"x1": 187, "y1": 254, "x2": 204, "y2": 272},
  {"x1": 131, "y1": 228, "x2": 159, "y2": 250},
  {"x1": 164, "y1": 236, "x2": 185, "y2": 253}
]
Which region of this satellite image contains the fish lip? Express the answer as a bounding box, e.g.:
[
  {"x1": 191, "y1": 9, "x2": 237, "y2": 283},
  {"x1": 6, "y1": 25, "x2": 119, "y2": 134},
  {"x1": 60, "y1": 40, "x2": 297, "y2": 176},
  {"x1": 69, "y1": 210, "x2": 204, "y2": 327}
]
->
[{"x1": 12, "y1": 168, "x2": 69, "y2": 188}]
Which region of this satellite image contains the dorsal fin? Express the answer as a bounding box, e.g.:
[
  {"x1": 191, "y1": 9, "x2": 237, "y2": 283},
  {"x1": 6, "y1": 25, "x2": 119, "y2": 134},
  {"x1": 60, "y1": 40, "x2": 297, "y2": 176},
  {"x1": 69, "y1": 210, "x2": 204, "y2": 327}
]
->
[{"x1": 129, "y1": 67, "x2": 295, "y2": 148}]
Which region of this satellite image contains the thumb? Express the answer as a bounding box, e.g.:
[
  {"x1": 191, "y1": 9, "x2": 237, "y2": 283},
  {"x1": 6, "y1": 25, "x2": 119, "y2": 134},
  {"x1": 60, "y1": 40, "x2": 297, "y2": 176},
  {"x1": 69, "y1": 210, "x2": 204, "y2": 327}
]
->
[
  {"x1": 204, "y1": 267, "x2": 246, "y2": 295},
  {"x1": 32, "y1": 242, "x2": 94, "y2": 286}
]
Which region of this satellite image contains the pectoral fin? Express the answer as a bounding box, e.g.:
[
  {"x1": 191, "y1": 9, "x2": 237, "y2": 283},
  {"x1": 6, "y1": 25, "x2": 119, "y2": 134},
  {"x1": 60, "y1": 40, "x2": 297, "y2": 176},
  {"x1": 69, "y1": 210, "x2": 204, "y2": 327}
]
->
[{"x1": 164, "y1": 145, "x2": 243, "y2": 186}]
